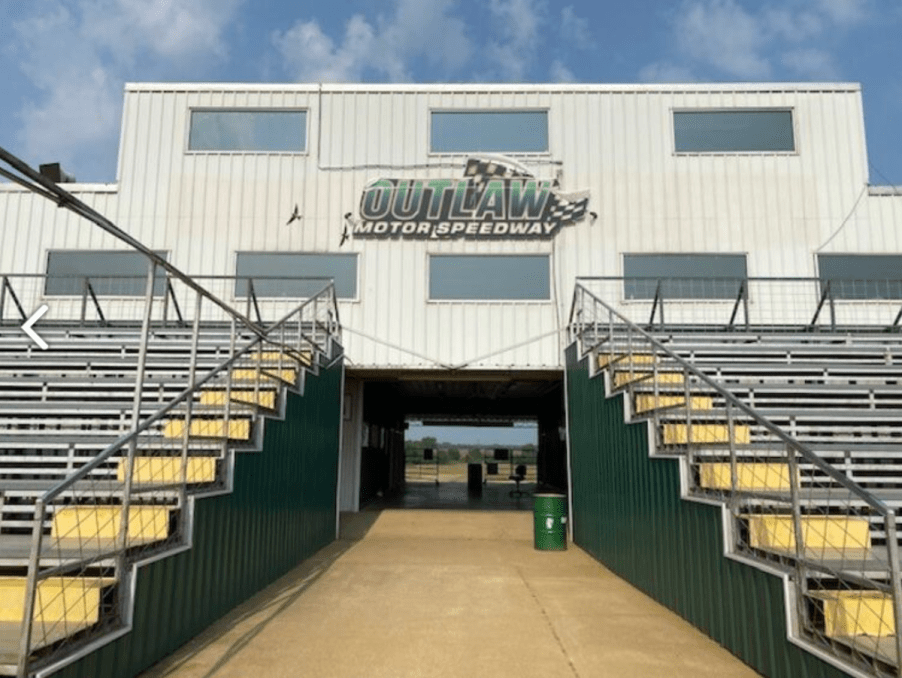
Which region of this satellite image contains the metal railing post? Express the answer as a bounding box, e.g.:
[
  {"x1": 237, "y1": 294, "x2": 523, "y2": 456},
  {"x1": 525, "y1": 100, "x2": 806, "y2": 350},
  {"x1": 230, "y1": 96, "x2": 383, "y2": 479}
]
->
[
  {"x1": 785, "y1": 442, "x2": 809, "y2": 636},
  {"x1": 828, "y1": 283, "x2": 837, "y2": 331},
  {"x1": 80, "y1": 277, "x2": 89, "y2": 325},
  {"x1": 181, "y1": 292, "x2": 204, "y2": 498},
  {"x1": 117, "y1": 260, "x2": 157, "y2": 616},
  {"x1": 2, "y1": 276, "x2": 26, "y2": 323},
  {"x1": 0, "y1": 275, "x2": 6, "y2": 323},
  {"x1": 16, "y1": 500, "x2": 46, "y2": 678}
]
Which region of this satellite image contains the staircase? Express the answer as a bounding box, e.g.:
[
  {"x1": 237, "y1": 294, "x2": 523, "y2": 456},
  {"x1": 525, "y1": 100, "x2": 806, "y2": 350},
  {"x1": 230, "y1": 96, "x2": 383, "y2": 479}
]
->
[
  {"x1": 0, "y1": 284, "x2": 341, "y2": 677},
  {"x1": 568, "y1": 284, "x2": 902, "y2": 678}
]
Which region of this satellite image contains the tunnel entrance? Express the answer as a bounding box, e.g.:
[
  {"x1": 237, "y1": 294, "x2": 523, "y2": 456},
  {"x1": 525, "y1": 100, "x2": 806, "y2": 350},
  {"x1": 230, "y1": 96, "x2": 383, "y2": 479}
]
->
[{"x1": 340, "y1": 370, "x2": 566, "y2": 511}]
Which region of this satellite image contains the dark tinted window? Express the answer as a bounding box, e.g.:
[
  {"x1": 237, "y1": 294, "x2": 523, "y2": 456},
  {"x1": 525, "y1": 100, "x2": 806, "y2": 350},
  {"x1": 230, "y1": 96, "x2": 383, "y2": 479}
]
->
[
  {"x1": 429, "y1": 255, "x2": 550, "y2": 300},
  {"x1": 431, "y1": 111, "x2": 548, "y2": 153},
  {"x1": 818, "y1": 254, "x2": 902, "y2": 299},
  {"x1": 189, "y1": 110, "x2": 306, "y2": 152},
  {"x1": 46, "y1": 251, "x2": 167, "y2": 296},
  {"x1": 624, "y1": 254, "x2": 748, "y2": 299},
  {"x1": 674, "y1": 110, "x2": 795, "y2": 152},
  {"x1": 235, "y1": 252, "x2": 357, "y2": 298}
]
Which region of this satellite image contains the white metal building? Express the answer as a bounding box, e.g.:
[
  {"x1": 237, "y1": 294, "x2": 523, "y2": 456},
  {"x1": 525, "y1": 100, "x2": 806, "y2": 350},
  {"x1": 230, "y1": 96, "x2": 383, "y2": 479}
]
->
[{"x1": 1, "y1": 82, "x2": 900, "y2": 511}]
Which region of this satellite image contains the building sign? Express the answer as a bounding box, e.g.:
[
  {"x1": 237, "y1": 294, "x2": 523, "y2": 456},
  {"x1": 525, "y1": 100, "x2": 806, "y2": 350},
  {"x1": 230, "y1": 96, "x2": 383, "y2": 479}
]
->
[{"x1": 353, "y1": 157, "x2": 590, "y2": 240}]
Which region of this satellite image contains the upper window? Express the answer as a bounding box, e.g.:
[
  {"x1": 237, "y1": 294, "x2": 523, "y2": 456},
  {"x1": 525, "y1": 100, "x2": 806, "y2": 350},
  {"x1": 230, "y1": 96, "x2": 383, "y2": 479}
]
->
[
  {"x1": 674, "y1": 110, "x2": 795, "y2": 153},
  {"x1": 235, "y1": 252, "x2": 357, "y2": 299},
  {"x1": 624, "y1": 254, "x2": 748, "y2": 300},
  {"x1": 817, "y1": 254, "x2": 902, "y2": 299},
  {"x1": 45, "y1": 250, "x2": 168, "y2": 296},
  {"x1": 430, "y1": 111, "x2": 548, "y2": 153},
  {"x1": 429, "y1": 255, "x2": 550, "y2": 300},
  {"x1": 188, "y1": 110, "x2": 307, "y2": 152}
]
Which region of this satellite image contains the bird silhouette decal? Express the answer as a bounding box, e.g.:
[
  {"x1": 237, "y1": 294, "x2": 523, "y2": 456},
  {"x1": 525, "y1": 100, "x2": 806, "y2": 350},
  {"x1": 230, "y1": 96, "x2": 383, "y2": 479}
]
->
[
  {"x1": 340, "y1": 212, "x2": 353, "y2": 247},
  {"x1": 286, "y1": 204, "x2": 302, "y2": 225}
]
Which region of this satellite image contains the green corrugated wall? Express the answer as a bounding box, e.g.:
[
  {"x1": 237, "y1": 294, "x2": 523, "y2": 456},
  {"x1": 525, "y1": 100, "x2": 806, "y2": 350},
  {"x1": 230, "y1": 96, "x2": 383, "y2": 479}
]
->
[
  {"x1": 565, "y1": 344, "x2": 849, "y2": 678},
  {"x1": 49, "y1": 357, "x2": 343, "y2": 678}
]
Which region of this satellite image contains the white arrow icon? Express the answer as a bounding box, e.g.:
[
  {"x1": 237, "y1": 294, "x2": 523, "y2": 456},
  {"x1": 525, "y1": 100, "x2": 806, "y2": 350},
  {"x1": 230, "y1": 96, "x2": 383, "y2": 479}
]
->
[{"x1": 22, "y1": 305, "x2": 49, "y2": 350}]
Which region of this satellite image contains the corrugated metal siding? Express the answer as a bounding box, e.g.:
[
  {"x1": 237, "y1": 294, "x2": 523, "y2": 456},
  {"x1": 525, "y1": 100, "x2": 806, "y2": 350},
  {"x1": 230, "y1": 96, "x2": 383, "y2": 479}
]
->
[
  {"x1": 48, "y1": 358, "x2": 342, "y2": 678},
  {"x1": 565, "y1": 343, "x2": 849, "y2": 678},
  {"x1": 3, "y1": 84, "x2": 899, "y2": 368}
]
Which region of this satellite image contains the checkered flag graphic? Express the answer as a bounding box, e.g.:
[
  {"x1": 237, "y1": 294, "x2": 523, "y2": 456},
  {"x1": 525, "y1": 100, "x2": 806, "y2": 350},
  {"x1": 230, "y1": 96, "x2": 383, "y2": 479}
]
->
[
  {"x1": 547, "y1": 191, "x2": 590, "y2": 226},
  {"x1": 464, "y1": 157, "x2": 531, "y2": 189}
]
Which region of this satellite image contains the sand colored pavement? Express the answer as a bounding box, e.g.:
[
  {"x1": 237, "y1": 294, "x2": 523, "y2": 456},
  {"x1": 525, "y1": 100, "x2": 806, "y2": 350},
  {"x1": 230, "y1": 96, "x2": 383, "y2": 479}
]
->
[{"x1": 142, "y1": 510, "x2": 760, "y2": 678}]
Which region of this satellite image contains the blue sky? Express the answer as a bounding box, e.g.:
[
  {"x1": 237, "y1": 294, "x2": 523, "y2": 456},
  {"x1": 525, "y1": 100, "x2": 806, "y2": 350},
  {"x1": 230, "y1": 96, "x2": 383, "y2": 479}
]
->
[{"x1": 1, "y1": 0, "x2": 901, "y2": 185}]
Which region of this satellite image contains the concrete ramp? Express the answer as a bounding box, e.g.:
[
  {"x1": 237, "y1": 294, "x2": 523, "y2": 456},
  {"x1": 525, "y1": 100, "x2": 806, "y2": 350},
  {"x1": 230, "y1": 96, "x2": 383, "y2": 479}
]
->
[{"x1": 143, "y1": 510, "x2": 758, "y2": 678}]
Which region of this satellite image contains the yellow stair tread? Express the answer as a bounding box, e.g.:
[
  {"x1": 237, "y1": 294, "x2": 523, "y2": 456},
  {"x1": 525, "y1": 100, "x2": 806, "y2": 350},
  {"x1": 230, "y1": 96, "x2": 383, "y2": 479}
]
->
[
  {"x1": 231, "y1": 367, "x2": 297, "y2": 384},
  {"x1": 119, "y1": 457, "x2": 217, "y2": 484},
  {"x1": 52, "y1": 506, "x2": 170, "y2": 542},
  {"x1": 809, "y1": 591, "x2": 895, "y2": 638},
  {"x1": 663, "y1": 423, "x2": 751, "y2": 445},
  {"x1": 699, "y1": 463, "x2": 793, "y2": 491},
  {"x1": 199, "y1": 389, "x2": 277, "y2": 409},
  {"x1": 745, "y1": 515, "x2": 871, "y2": 552},
  {"x1": 163, "y1": 419, "x2": 251, "y2": 440},
  {"x1": 634, "y1": 395, "x2": 712, "y2": 413},
  {"x1": 614, "y1": 370, "x2": 684, "y2": 387},
  {"x1": 0, "y1": 577, "x2": 114, "y2": 625},
  {"x1": 599, "y1": 353, "x2": 656, "y2": 369}
]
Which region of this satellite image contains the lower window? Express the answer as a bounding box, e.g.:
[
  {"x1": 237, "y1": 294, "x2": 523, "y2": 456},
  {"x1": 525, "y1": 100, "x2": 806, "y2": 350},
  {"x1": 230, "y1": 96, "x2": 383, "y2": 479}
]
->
[
  {"x1": 45, "y1": 250, "x2": 168, "y2": 296},
  {"x1": 429, "y1": 255, "x2": 550, "y2": 300},
  {"x1": 623, "y1": 254, "x2": 748, "y2": 300},
  {"x1": 235, "y1": 252, "x2": 358, "y2": 299},
  {"x1": 818, "y1": 254, "x2": 902, "y2": 299}
]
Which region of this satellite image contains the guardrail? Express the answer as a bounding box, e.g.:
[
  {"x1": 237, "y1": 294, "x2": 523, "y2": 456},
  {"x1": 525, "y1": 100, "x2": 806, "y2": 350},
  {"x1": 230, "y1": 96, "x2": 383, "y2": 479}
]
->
[
  {"x1": 0, "y1": 273, "x2": 340, "y2": 330},
  {"x1": 574, "y1": 276, "x2": 902, "y2": 332},
  {"x1": 569, "y1": 282, "x2": 902, "y2": 677}
]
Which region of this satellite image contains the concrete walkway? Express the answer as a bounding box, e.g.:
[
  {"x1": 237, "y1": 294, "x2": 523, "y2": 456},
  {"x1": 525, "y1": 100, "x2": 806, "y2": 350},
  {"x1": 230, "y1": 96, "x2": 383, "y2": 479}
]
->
[{"x1": 141, "y1": 510, "x2": 760, "y2": 678}]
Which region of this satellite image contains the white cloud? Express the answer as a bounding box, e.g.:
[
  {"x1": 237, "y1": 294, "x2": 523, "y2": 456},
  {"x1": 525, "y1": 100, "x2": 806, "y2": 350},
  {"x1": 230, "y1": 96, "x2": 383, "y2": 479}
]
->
[
  {"x1": 549, "y1": 60, "x2": 575, "y2": 83},
  {"x1": 675, "y1": 0, "x2": 771, "y2": 79},
  {"x1": 815, "y1": 0, "x2": 869, "y2": 24},
  {"x1": 486, "y1": 0, "x2": 543, "y2": 80},
  {"x1": 274, "y1": 0, "x2": 472, "y2": 83},
  {"x1": 646, "y1": 0, "x2": 880, "y2": 83},
  {"x1": 80, "y1": 0, "x2": 242, "y2": 62},
  {"x1": 560, "y1": 6, "x2": 593, "y2": 51},
  {"x1": 10, "y1": 0, "x2": 243, "y2": 180},
  {"x1": 274, "y1": 16, "x2": 377, "y2": 82}
]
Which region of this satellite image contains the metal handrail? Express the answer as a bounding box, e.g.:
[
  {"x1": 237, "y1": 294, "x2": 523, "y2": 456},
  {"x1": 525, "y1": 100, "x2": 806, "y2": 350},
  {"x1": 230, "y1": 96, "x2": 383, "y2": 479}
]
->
[
  {"x1": 36, "y1": 286, "x2": 334, "y2": 504},
  {"x1": 16, "y1": 282, "x2": 339, "y2": 676},
  {"x1": 569, "y1": 282, "x2": 892, "y2": 512},
  {"x1": 569, "y1": 281, "x2": 902, "y2": 674}
]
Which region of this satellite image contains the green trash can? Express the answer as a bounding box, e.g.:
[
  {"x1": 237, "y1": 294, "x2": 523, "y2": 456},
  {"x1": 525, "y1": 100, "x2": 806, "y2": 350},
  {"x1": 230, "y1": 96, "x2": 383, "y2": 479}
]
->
[{"x1": 534, "y1": 493, "x2": 567, "y2": 551}]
